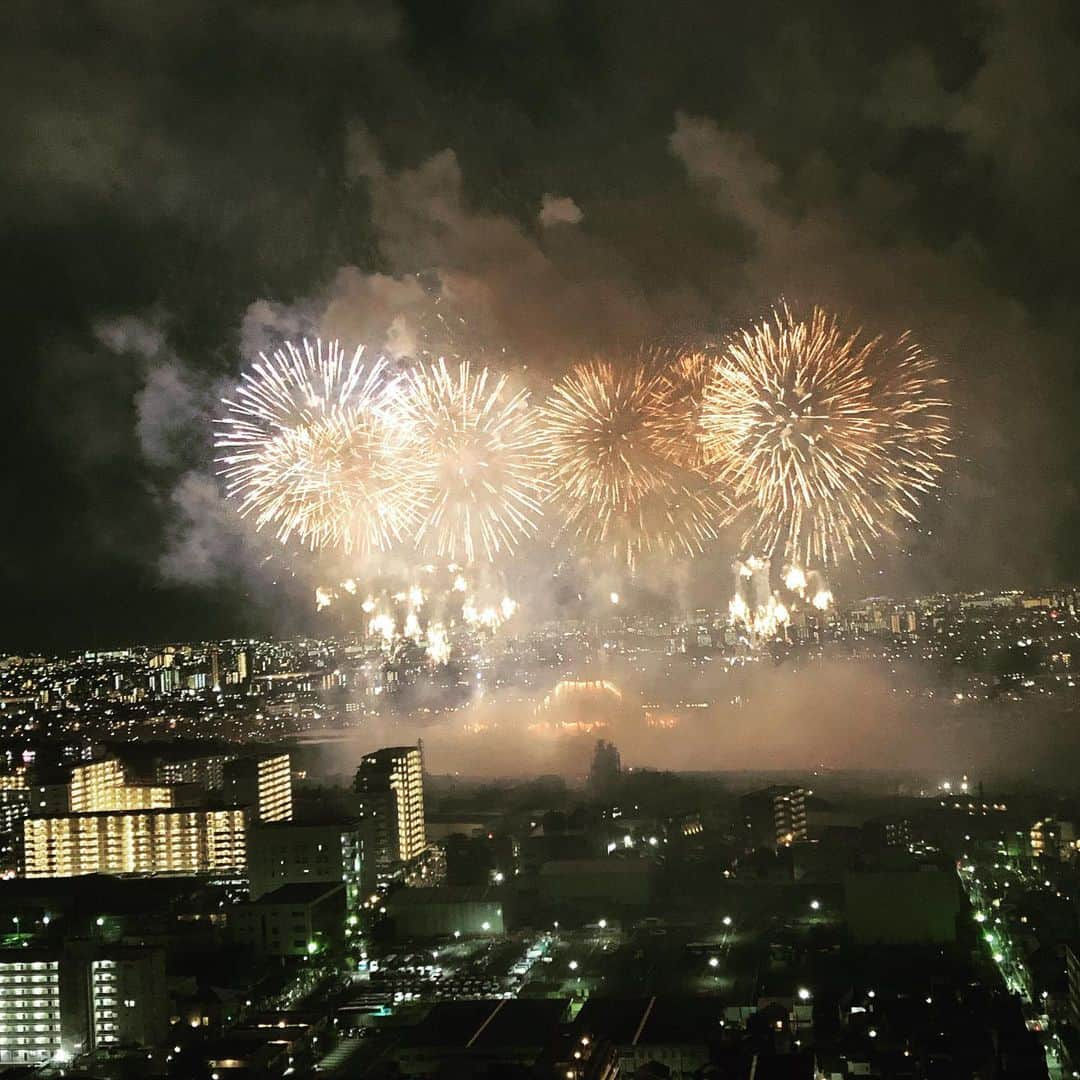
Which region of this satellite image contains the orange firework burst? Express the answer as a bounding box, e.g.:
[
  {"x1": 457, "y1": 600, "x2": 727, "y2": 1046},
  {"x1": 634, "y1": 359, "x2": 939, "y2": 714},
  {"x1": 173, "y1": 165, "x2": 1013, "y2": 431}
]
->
[
  {"x1": 392, "y1": 358, "x2": 546, "y2": 563},
  {"x1": 701, "y1": 305, "x2": 951, "y2": 567},
  {"x1": 215, "y1": 338, "x2": 415, "y2": 553},
  {"x1": 540, "y1": 354, "x2": 732, "y2": 565},
  {"x1": 652, "y1": 346, "x2": 716, "y2": 472}
]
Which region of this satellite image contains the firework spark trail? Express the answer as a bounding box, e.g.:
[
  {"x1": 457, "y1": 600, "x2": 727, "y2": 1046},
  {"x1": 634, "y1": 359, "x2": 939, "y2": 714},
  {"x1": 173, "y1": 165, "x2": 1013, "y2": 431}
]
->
[
  {"x1": 540, "y1": 356, "x2": 733, "y2": 566},
  {"x1": 392, "y1": 358, "x2": 546, "y2": 564},
  {"x1": 315, "y1": 563, "x2": 521, "y2": 665},
  {"x1": 652, "y1": 347, "x2": 715, "y2": 472},
  {"x1": 215, "y1": 338, "x2": 415, "y2": 553},
  {"x1": 701, "y1": 305, "x2": 950, "y2": 568}
]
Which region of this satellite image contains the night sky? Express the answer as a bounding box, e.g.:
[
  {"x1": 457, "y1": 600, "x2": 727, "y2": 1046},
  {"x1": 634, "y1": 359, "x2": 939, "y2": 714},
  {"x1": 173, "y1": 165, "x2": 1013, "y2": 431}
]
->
[{"x1": 4, "y1": 0, "x2": 1080, "y2": 651}]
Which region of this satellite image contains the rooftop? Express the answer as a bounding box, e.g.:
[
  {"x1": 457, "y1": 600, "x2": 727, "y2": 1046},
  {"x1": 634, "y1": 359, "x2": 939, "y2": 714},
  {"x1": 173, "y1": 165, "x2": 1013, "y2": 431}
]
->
[
  {"x1": 253, "y1": 881, "x2": 344, "y2": 905},
  {"x1": 404, "y1": 998, "x2": 569, "y2": 1049}
]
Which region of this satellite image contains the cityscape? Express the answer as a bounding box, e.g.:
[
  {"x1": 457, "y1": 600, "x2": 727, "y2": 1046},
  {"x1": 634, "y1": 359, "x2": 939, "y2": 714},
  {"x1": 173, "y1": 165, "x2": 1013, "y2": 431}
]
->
[
  {"x1": 7, "y1": 1, "x2": 1080, "y2": 1078},
  {"x1": 0, "y1": 587, "x2": 1079, "y2": 1076}
]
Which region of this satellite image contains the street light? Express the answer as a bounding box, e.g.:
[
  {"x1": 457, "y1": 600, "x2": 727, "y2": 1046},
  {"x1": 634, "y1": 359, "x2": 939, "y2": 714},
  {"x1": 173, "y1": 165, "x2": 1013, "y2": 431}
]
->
[
  {"x1": 810, "y1": 899, "x2": 821, "y2": 911},
  {"x1": 568, "y1": 960, "x2": 579, "y2": 971},
  {"x1": 708, "y1": 957, "x2": 719, "y2": 969},
  {"x1": 722, "y1": 916, "x2": 733, "y2": 927},
  {"x1": 798, "y1": 988, "x2": 811, "y2": 1001}
]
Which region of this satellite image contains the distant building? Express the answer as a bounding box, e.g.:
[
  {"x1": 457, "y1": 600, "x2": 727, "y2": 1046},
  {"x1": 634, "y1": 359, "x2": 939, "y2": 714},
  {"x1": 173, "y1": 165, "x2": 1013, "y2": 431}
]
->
[
  {"x1": 741, "y1": 786, "x2": 808, "y2": 851},
  {"x1": 223, "y1": 754, "x2": 293, "y2": 822},
  {"x1": 69, "y1": 759, "x2": 174, "y2": 813},
  {"x1": 538, "y1": 858, "x2": 654, "y2": 908},
  {"x1": 22, "y1": 808, "x2": 248, "y2": 878},
  {"x1": 1065, "y1": 943, "x2": 1080, "y2": 1034},
  {"x1": 882, "y1": 817, "x2": 913, "y2": 849},
  {"x1": 230, "y1": 881, "x2": 345, "y2": 958},
  {"x1": 386, "y1": 885, "x2": 504, "y2": 938},
  {"x1": 0, "y1": 768, "x2": 31, "y2": 863},
  {"x1": 155, "y1": 754, "x2": 232, "y2": 790},
  {"x1": 246, "y1": 820, "x2": 363, "y2": 913},
  {"x1": 353, "y1": 746, "x2": 426, "y2": 880},
  {"x1": 1030, "y1": 818, "x2": 1076, "y2": 860},
  {"x1": 588, "y1": 740, "x2": 622, "y2": 797}
]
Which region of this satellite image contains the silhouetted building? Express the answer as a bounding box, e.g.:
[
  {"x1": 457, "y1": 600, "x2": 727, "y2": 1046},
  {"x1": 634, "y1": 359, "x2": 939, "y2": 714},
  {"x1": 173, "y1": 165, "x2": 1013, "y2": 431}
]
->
[
  {"x1": 741, "y1": 786, "x2": 807, "y2": 851},
  {"x1": 588, "y1": 739, "x2": 621, "y2": 797}
]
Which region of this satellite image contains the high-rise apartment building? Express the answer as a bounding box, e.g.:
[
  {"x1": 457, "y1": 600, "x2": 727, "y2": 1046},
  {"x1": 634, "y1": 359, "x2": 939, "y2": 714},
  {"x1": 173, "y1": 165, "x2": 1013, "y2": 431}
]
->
[
  {"x1": 223, "y1": 754, "x2": 293, "y2": 822},
  {"x1": 0, "y1": 952, "x2": 62, "y2": 1063},
  {"x1": 0, "y1": 767, "x2": 30, "y2": 840},
  {"x1": 90, "y1": 948, "x2": 167, "y2": 1049},
  {"x1": 22, "y1": 808, "x2": 248, "y2": 878},
  {"x1": 210, "y1": 647, "x2": 222, "y2": 693},
  {"x1": 740, "y1": 786, "x2": 808, "y2": 851},
  {"x1": 69, "y1": 760, "x2": 173, "y2": 814},
  {"x1": 155, "y1": 754, "x2": 232, "y2": 790},
  {"x1": 0, "y1": 946, "x2": 166, "y2": 1064},
  {"x1": 354, "y1": 746, "x2": 426, "y2": 877}
]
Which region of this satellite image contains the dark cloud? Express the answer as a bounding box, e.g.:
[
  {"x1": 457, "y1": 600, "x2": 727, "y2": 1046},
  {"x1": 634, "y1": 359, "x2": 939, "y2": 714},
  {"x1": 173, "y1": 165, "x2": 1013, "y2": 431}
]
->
[{"x1": 4, "y1": 0, "x2": 1080, "y2": 648}]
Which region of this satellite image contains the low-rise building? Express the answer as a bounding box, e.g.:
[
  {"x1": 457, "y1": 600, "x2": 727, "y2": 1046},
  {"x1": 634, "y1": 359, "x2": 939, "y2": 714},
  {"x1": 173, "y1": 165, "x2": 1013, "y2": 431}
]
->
[
  {"x1": 385, "y1": 885, "x2": 504, "y2": 938},
  {"x1": 230, "y1": 881, "x2": 345, "y2": 958}
]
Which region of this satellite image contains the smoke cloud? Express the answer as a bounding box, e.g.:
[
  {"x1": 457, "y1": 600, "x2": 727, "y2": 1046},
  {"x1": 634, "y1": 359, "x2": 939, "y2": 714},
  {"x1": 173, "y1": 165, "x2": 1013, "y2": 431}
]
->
[
  {"x1": 538, "y1": 194, "x2": 584, "y2": 228},
  {"x1": 7, "y1": 0, "x2": 1080, "y2": 651}
]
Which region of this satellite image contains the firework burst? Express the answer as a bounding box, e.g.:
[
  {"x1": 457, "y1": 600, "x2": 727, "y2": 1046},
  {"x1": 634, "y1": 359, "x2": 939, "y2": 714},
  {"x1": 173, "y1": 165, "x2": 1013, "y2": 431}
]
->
[
  {"x1": 701, "y1": 305, "x2": 950, "y2": 567},
  {"x1": 392, "y1": 358, "x2": 546, "y2": 563},
  {"x1": 540, "y1": 355, "x2": 732, "y2": 565},
  {"x1": 215, "y1": 338, "x2": 416, "y2": 553}
]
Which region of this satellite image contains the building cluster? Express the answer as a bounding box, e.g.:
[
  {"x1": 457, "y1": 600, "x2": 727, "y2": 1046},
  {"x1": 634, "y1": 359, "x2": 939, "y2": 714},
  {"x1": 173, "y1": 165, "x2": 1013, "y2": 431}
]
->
[
  {"x1": 0, "y1": 738, "x2": 449, "y2": 1071},
  {"x1": 3, "y1": 585, "x2": 1080, "y2": 755},
  {"x1": 4, "y1": 724, "x2": 1080, "y2": 1077},
  {"x1": 2, "y1": 585, "x2": 1080, "y2": 1074}
]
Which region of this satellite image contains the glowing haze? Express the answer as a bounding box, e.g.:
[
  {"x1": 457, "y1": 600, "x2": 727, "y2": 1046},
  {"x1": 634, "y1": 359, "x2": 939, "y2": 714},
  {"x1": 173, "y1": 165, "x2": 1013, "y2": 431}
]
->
[{"x1": 213, "y1": 312, "x2": 950, "y2": 650}]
